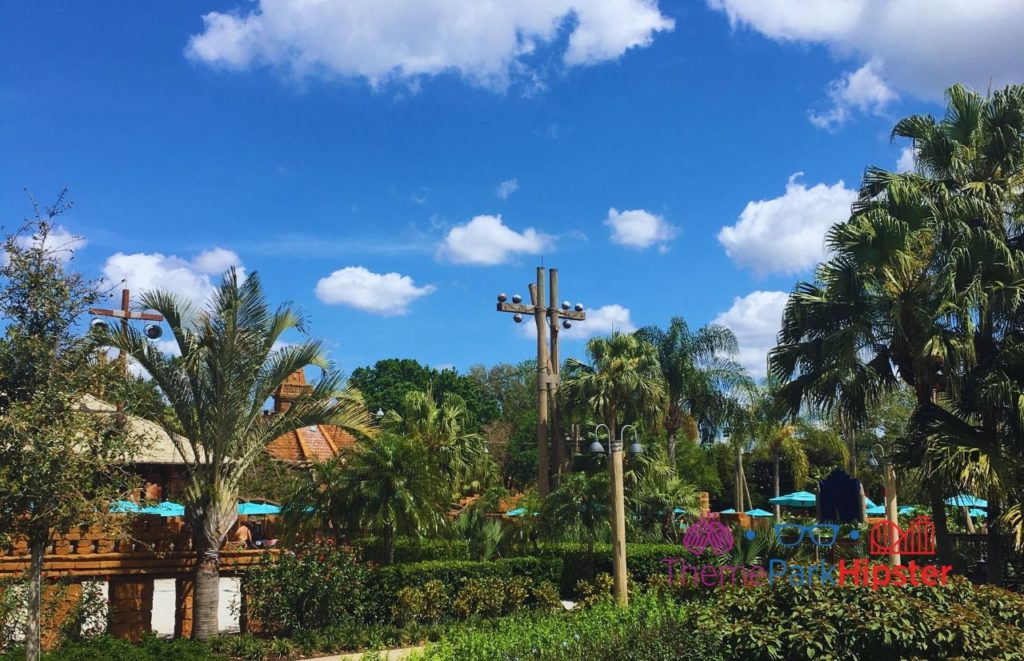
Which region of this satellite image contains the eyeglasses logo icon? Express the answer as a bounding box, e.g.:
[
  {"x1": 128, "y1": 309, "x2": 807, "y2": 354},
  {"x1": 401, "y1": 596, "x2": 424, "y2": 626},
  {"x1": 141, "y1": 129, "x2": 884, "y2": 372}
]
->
[
  {"x1": 682, "y1": 515, "x2": 734, "y2": 556},
  {"x1": 870, "y1": 515, "x2": 935, "y2": 556},
  {"x1": 773, "y1": 523, "x2": 840, "y2": 547}
]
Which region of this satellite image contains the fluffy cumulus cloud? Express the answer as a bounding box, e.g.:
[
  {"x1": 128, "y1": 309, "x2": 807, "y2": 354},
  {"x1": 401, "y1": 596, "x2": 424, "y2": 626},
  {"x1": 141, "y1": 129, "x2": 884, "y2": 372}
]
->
[
  {"x1": 896, "y1": 145, "x2": 917, "y2": 173},
  {"x1": 707, "y1": 0, "x2": 1024, "y2": 126},
  {"x1": 314, "y1": 266, "x2": 435, "y2": 316},
  {"x1": 102, "y1": 248, "x2": 245, "y2": 305},
  {"x1": 186, "y1": 0, "x2": 674, "y2": 89},
  {"x1": 2, "y1": 226, "x2": 87, "y2": 266},
  {"x1": 604, "y1": 208, "x2": 678, "y2": 251},
  {"x1": 717, "y1": 173, "x2": 856, "y2": 276},
  {"x1": 438, "y1": 215, "x2": 550, "y2": 266},
  {"x1": 809, "y1": 62, "x2": 897, "y2": 130},
  {"x1": 496, "y1": 178, "x2": 519, "y2": 200},
  {"x1": 711, "y1": 290, "x2": 788, "y2": 379},
  {"x1": 520, "y1": 303, "x2": 635, "y2": 341}
]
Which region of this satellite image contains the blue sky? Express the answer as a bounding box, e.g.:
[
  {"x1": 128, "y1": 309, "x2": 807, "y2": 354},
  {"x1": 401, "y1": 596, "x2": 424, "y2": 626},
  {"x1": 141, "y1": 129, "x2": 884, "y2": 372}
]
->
[{"x1": 3, "y1": 1, "x2": 1022, "y2": 379}]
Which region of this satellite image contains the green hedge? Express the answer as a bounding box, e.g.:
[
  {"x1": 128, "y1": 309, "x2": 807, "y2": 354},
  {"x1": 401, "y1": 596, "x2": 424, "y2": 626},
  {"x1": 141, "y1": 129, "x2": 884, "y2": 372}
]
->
[
  {"x1": 365, "y1": 557, "x2": 562, "y2": 623},
  {"x1": 425, "y1": 577, "x2": 1024, "y2": 660},
  {"x1": 354, "y1": 537, "x2": 471, "y2": 563},
  {"x1": 534, "y1": 543, "x2": 680, "y2": 596}
]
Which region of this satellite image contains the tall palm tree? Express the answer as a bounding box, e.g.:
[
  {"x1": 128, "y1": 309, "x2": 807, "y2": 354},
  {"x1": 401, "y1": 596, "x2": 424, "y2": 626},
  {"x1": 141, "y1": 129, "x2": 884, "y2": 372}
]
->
[
  {"x1": 635, "y1": 318, "x2": 749, "y2": 462},
  {"x1": 383, "y1": 389, "x2": 489, "y2": 493},
  {"x1": 105, "y1": 269, "x2": 372, "y2": 639},
  {"x1": 340, "y1": 432, "x2": 448, "y2": 563},
  {"x1": 561, "y1": 332, "x2": 667, "y2": 440}
]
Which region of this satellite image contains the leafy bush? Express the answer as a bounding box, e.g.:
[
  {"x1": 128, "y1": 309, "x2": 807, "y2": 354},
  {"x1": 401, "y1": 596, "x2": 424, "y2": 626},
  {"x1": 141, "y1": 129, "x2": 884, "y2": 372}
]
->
[
  {"x1": 355, "y1": 537, "x2": 471, "y2": 563},
  {"x1": 1, "y1": 634, "x2": 221, "y2": 661},
  {"x1": 534, "y1": 542, "x2": 679, "y2": 596},
  {"x1": 393, "y1": 580, "x2": 450, "y2": 625},
  {"x1": 366, "y1": 556, "x2": 560, "y2": 622},
  {"x1": 242, "y1": 540, "x2": 369, "y2": 634}
]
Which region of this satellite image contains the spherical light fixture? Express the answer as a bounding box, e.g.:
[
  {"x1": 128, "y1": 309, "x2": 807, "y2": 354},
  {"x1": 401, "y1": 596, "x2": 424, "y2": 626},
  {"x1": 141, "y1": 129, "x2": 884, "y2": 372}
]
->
[
  {"x1": 512, "y1": 294, "x2": 522, "y2": 304},
  {"x1": 497, "y1": 293, "x2": 508, "y2": 303},
  {"x1": 574, "y1": 303, "x2": 584, "y2": 312},
  {"x1": 513, "y1": 313, "x2": 523, "y2": 323},
  {"x1": 90, "y1": 318, "x2": 109, "y2": 333},
  {"x1": 562, "y1": 320, "x2": 572, "y2": 329},
  {"x1": 144, "y1": 324, "x2": 163, "y2": 340},
  {"x1": 561, "y1": 301, "x2": 570, "y2": 310}
]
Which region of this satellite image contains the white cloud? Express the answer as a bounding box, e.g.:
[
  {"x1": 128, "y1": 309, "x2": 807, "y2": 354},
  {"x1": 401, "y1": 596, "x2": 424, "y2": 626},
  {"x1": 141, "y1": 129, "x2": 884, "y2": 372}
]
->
[
  {"x1": 707, "y1": 0, "x2": 1024, "y2": 124},
  {"x1": 712, "y1": 290, "x2": 788, "y2": 379},
  {"x1": 717, "y1": 173, "x2": 856, "y2": 276},
  {"x1": 102, "y1": 248, "x2": 245, "y2": 305},
  {"x1": 2, "y1": 226, "x2": 87, "y2": 266},
  {"x1": 496, "y1": 178, "x2": 519, "y2": 200},
  {"x1": 314, "y1": 266, "x2": 435, "y2": 316},
  {"x1": 438, "y1": 215, "x2": 551, "y2": 266},
  {"x1": 896, "y1": 145, "x2": 916, "y2": 173},
  {"x1": 604, "y1": 208, "x2": 678, "y2": 251},
  {"x1": 519, "y1": 303, "x2": 635, "y2": 341},
  {"x1": 809, "y1": 62, "x2": 897, "y2": 130},
  {"x1": 186, "y1": 0, "x2": 674, "y2": 90}
]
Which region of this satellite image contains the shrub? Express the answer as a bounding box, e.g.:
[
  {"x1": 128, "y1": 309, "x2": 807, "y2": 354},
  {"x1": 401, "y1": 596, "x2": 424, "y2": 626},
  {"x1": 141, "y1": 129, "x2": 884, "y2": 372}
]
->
[
  {"x1": 242, "y1": 540, "x2": 369, "y2": 635},
  {"x1": 535, "y1": 542, "x2": 679, "y2": 596},
  {"x1": 393, "y1": 580, "x2": 450, "y2": 625},
  {"x1": 355, "y1": 537, "x2": 471, "y2": 563},
  {"x1": 366, "y1": 556, "x2": 560, "y2": 622},
  {"x1": 0, "y1": 634, "x2": 222, "y2": 661}
]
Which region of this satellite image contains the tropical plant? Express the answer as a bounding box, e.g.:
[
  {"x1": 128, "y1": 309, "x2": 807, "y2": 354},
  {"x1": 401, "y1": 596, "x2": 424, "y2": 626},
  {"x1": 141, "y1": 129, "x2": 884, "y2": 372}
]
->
[
  {"x1": 337, "y1": 432, "x2": 448, "y2": 564},
  {"x1": 102, "y1": 268, "x2": 372, "y2": 639},
  {"x1": 538, "y1": 471, "x2": 610, "y2": 553},
  {"x1": 635, "y1": 318, "x2": 749, "y2": 461},
  {"x1": 561, "y1": 332, "x2": 666, "y2": 439},
  {"x1": 383, "y1": 389, "x2": 491, "y2": 494}
]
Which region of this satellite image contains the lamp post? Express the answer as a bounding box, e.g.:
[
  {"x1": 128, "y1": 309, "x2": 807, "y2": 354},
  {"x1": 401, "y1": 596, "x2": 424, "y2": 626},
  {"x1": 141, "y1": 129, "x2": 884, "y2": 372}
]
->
[
  {"x1": 89, "y1": 288, "x2": 164, "y2": 376},
  {"x1": 590, "y1": 423, "x2": 643, "y2": 606},
  {"x1": 869, "y1": 443, "x2": 900, "y2": 566}
]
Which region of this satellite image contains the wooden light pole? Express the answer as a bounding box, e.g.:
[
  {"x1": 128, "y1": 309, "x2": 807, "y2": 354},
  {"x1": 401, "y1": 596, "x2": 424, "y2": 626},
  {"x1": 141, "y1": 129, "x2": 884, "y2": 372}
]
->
[
  {"x1": 496, "y1": 267, "x2": 585, "y2": 497},
  {"x1": 89, "y1": 289, "x2": 164, "y2": 375}
]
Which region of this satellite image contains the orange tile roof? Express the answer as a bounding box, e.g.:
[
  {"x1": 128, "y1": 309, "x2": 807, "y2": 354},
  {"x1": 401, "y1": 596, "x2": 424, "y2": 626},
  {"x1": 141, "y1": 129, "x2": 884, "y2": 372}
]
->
[{"x1": 266, "y1": 424, "x2": 357, "y2": 464}]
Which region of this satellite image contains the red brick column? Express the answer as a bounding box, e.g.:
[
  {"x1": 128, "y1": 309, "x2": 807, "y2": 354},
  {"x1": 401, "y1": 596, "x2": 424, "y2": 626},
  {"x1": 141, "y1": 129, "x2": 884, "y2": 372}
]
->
[
  {"x1": 174, "y1": 578, "x2": 193, "y2": 639},
  {"x1": 107, "y1": 577, "x2": 154, "y2": 642}
]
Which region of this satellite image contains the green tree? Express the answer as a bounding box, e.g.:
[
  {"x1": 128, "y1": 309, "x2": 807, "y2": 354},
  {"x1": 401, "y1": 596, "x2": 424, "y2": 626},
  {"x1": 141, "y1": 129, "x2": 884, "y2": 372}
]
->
[
  {"x1": 103, "y1": 269, "x2": 372, "y2": 639},
  {"x1": 0, "y1": 198, "x2": 139, "y2": 660},
  {"x1": 350, "y1": 358, "x2": 498, "y2": 426},
  {"x1": 561, "y1": 332, "x2": 666, "y2": 440},
  {"x1": 635, "y1": 318, "x2": 749, "y2": 461},
  {"x1": 337, "y1": 432, "x2": 448, "y2": 563},
  {"x1": 383, "y1": 389, "x2": 493, "y2": 494},
  {"x1": 538, "y1": 471, "x2": 610, "y2": 553}
]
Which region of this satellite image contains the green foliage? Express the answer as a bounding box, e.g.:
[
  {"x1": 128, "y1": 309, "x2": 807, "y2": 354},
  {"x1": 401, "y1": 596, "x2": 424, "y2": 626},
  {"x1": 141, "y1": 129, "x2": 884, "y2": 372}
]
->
[
  {"x1": 0, "y1": 634, "x2": 222, "y2": 661},
  {"x1": 394, "y1": 580, "x2": 450, "y2": 625},
  {"x1": 353, "y1": 537, "x2": 471, "y2": 563},
  {"x1": 535, "y1": 542, "x2": 681, "y2": 596},
  {"x1": 366, "y1": 557, "x2": 561, "y2": 623},
  {"x1": 241, "y1": 541, "x2": 370, "y2": 635},
  {"x1": 350, "y1": 358, "x2": 499, "y2": 428},
  {"x1": 453, "y1": 506, "x2": 510, "y2": 560}
]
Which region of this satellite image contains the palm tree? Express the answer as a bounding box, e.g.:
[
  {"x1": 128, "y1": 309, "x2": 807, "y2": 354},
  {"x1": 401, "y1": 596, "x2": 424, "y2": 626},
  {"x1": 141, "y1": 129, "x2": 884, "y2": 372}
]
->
[
  {"x1": 561, "y1": 332, "x2": 667, "y2": 440},
  {"x1": 280, "y1": 454, "x2": 350, "y2": 544},
  {"x1": 635, "y1": 318, "x2": 749, "y2": 462},
  {"x1": 340, "y1": 432, "x2": 448, "y2": 563},
  {"x1": 538, "y1": 470, "x2": 610, "y2": 554},
  {"x1": 105, "y1": 269, "x2": 372, "y2": 639},
  {"x1": 383, "y1": 389, "x2": 489, "y2": 493}
]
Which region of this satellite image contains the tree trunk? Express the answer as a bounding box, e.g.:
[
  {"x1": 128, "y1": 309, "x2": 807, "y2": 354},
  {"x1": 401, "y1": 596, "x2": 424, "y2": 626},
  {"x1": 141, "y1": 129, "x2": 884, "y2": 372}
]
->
[
  {"x1": 191, "y1": 535, "x2": 221, "y2": 641},
  {"x1": 667, "y1": 431, "x2": 677, "y2": 466},
  {"x1": 929, "y1": 488, "x2": 953, "y2": 567},
  {"x1": 383, "y1": 525, "x2": 395, "y2": 565},
  {"x1": 987, "y1": 490, "x2": 1003, "y2": 585},
  {"x1": 25, "y1": 534, "x2": 45, "y2": 661},
  {"x1": 773, "y1": 453, "x2": 781, "y2": 520},
  {"x1": 734, "y1": 445, "x2": 744, "y2": 512}
]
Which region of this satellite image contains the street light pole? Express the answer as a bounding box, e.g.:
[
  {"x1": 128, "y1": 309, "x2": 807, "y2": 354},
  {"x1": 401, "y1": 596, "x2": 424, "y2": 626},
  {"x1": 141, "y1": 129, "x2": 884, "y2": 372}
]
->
[
  {"x1": 870, "y1": 443, "x2": 901, "y2": 566},
  {"x1": 89, "y1": 288, "x2": 164, "y2": 376},
  {"x1": 591, "y1": 423, "x2": 643, "y2": 607},
  {"x1": 496, "y1": 268, "x2": 585, "y2": 497}
]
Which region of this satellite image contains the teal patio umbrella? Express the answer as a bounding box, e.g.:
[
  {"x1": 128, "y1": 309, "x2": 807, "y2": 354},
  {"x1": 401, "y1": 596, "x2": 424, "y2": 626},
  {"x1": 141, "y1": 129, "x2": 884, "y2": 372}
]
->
[
  {"x1": 238, "y1": 502, "x2": 281, "y2": 516},
  {"x1": 745, "y1": 508, "x2": 773, "y2": 518},
  {"x1": 946, "y1": 494, "x2": 987, "y2": 509},
  {"x1": 718, "y1": 508, "x2": 736, "y2": 514},
  {"x1": 769, "y1": 491, "x2": 816, "y2": 508},
  {"x1": 139, "y1": 500, "x2": 185, "y2": 517}
]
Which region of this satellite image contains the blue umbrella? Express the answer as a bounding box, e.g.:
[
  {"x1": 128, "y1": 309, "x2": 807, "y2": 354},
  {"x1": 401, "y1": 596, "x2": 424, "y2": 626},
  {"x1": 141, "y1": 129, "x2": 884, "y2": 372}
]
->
[
  {"x1": 718, "y1": 508, "x2": 737, "y2": 514},
  {"x1": 109, "y1": 500, "x2": 142, "y2": 513},
  {"x1": 945, "y1": 493, "x2": 987, "y2": 509},
  {"x1": 968, "y1": 508, "x2": 987, "y2": 519},
  {"x1": 139, "y1": 501, "x2": 185, "y2": 517},
  {"x1": 768, "y1": 491, "x2": 817, "y2": 508},
  {"x1": 672, "y1": 507, "x2": 687, "y2": 515},
  {"x1": 865, "y1": 497, "x2": 878, "y2": 509},
  {"x1": 505, "y1": 508, "x2": 526, "y2": 517},
  {"x1": 900, "y1": 505, "x2": 923, "y2": 515},
  {"x1": 238, "y1": 502, "x2": 281, "y2": 516},
  {"x1": 866, "y1": 504, "x2": 886, "y2": 516},
  {"x1": 745, "y1": 508, "x2": 773, "y2": 518}
]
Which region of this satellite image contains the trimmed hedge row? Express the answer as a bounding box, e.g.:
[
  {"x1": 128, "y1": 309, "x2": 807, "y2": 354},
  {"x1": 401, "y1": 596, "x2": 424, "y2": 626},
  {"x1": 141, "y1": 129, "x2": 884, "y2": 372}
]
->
[
  {"x1": 533, "y1": 543, "x2": 680, "y2": 596},
  {"x1": 365, "y1": 556, "x2": 562, "y2": 622},
  {"x1": 353, "y1": 537, "x2": 471, "y2": 563}
]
